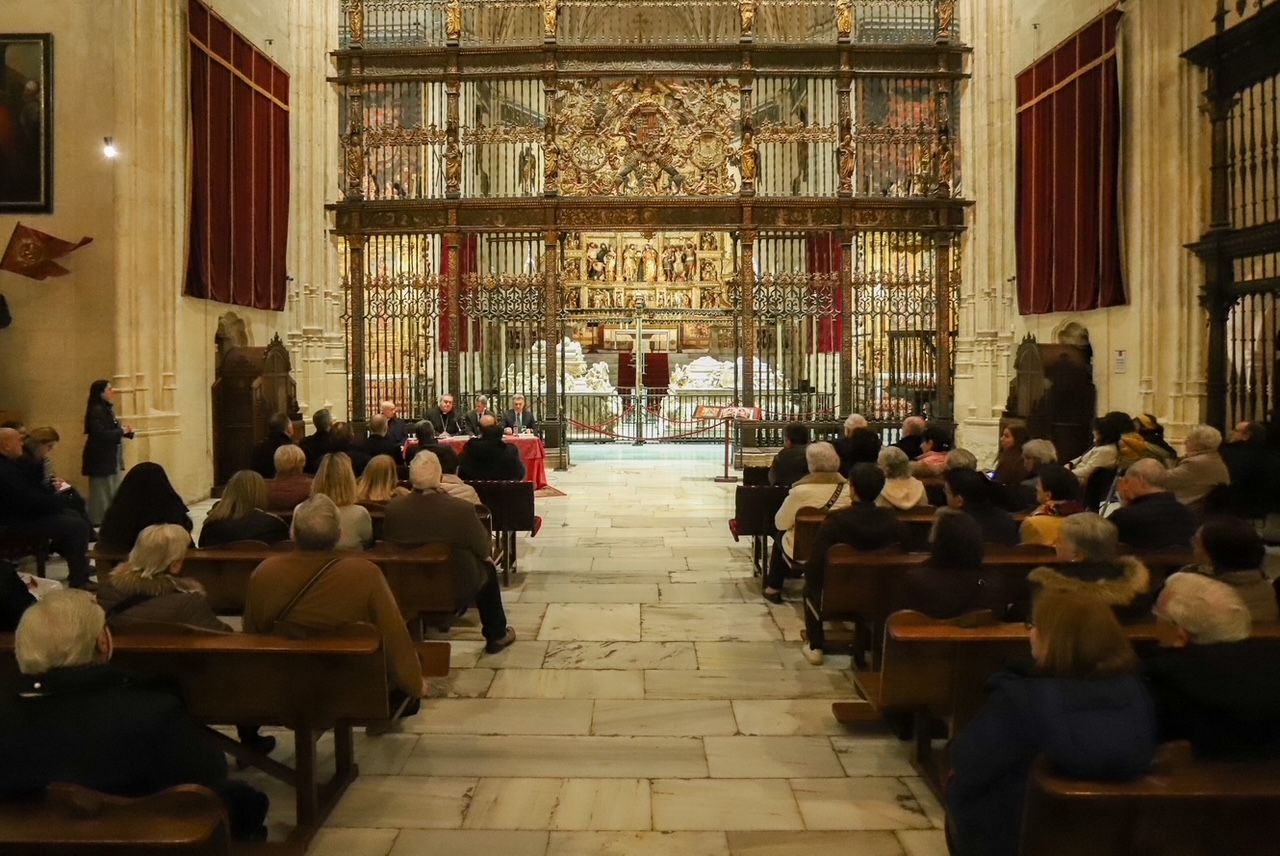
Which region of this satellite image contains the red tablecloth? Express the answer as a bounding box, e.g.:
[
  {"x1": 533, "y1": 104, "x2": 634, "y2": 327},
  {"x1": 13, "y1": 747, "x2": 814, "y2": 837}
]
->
[{"x1": 439, "y1": 435, "x2": 549, "y2": 490}]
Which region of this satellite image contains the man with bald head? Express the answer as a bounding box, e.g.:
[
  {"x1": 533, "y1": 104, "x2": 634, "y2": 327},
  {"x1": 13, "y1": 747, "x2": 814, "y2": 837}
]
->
[
  {"x1": 894, "y1": 415, "x2": 927, "y2": 460},
  {"x1": 0, "y1": 428, "x2": 94, "y2": 589},
  {"x1": 458, "y1": 414, "x2": 526, "y2": 482},
  {"x1": 1107, "y1": 458, "x2": 1197, "y2": 549}
]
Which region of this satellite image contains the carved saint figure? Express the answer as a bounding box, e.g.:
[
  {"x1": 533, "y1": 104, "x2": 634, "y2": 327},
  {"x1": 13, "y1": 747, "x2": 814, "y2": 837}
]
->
[
  {"x1": 838, "y1": 131, "x2": 855, "y2": 193},
  {"x1": 642, "y1": 244, "x2": 660, "y2": 283},
  {"x1": 739, "y1": 131, "x2": 758, "y2": 186},
  {"x1": 937, "y1": 0, "x2": 955, "y2": 41},
  {"x1": 835, "y1": 0, "x2": 853, "y2": 38},
  {"x1": 541, "y1": 0, "x2": 558, "y2": 40},
  {"x1": 622, "y1": 244, "x2": 640, "y2": 282},
  {"x1": 446, "y1": 0, "x2": 462, "y2": 41},
  {"x1": 518, "y1": 145, "x2": 538, "y2": 196},
  {"x1": 349, "y1": 3, "x2": 366, "y2": 45},
  {"x1": 544, "y1": 140, "x2": 560, "y2": 192},
  {"x1": 739, "y1": 0, "x2": 755, "y2": 36},
  {"x1": 445, "y1": 138, "x2": 462, "y2": 192}
]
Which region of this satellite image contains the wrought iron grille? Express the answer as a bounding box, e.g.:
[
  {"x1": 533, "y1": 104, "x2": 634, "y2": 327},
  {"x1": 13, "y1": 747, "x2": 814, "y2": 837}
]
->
[
  {"x1": 1227, "y1": 74, "x2": 1280, "y2": 232},
  {"x1": 1226, "y1": 291, "x2": 1280, "y2": 428}
]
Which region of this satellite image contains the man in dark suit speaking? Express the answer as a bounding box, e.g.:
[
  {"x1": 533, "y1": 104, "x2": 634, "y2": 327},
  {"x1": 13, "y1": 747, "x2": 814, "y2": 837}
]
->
[
  {"x1": 424, "y1": 393, "x2": 466, "y2": 437},
  {"x1": 502, "y1": 395, "x2": 539, "y2": 435}
]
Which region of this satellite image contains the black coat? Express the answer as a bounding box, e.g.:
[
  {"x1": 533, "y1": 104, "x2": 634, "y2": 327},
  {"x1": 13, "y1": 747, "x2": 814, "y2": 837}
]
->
[
  {"x1": 807, "y1": 503, "x2": 909, "y2": 580},
  {"x1": 298, "y1": 430, "x2": 332, "y2": 475},
  {"x1": 363, "y1": 434, "x2": 403, "y2": 462},
  {"x1": 946, "y1": 669, "x2": 1157, "y2": 856},
  {"x1": 385, "y1": 418, "x2": 410, "y2": 447},
  {"x1": 458, "y1": 438, "x2": 526, "y2": 482},
  {"x1": 894, "y1": 434, "x2": 925, "y2": 461},
  {"x1": 82, "y1": 403, "x2": 132, "y2": 478},
  {"x1": 198, "y1": 510, "x2": 290, "y2": 548},
  {"x1": 896, "y1": 563, "x2": 1009, "y2": 620},
  {"x1": 0, "y1": 455, "x2": 62, "y2": 525},
  {"x1": 768, "y1": 445, "x2": 809, "y2": 488},
  {"x1": 961, "y1": 504, "x2": 1021, "y2": 547},
  {"x1": 424, "y1": 406, "x2": 466, "y2": 437},
  {"x1": 0, "y1": 664, "x2": 228, "y2": 800},
  {"x1": 1142, "y1": 640, "x2": 1280, "y2": 761},
  {"x1": 329, "y1": 443, "x2": 372, "y2": 477},
  {"x1": 502, "y1": 409, "x2": 539, "y2": 434},
  {"x1": 463, "y1": 410, "x2": 491, "y2": 436},
  {"x1": 1108, "y1": 491, "x2": 1198, "y2": 550},
  {"x1": 249, "y1": 433, "x2": 294, "y2": 479}
]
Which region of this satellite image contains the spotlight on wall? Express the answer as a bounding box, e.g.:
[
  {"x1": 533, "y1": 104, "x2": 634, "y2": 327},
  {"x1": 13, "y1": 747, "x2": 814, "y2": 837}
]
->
[{"x1": 102, "y1": 137, "x2": 119, "y2": 159}]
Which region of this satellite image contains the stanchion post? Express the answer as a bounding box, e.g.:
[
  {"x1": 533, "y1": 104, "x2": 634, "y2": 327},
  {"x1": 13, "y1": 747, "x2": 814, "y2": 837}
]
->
[{"x1": 715, "y1": 415, "x2": 738, "y2": 483}]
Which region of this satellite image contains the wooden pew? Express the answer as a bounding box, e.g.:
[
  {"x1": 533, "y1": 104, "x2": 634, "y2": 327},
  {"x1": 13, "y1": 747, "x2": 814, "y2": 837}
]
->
[
  {"x1": 731, "y1": 484, "x2": 789, "y2": 577},
  {"x1": 1021, "y1": 741, "x2": 1280, "y2": 856},
  {"x1": 468, "y1": 481, "x2": 536, "y2": 587},
  {"x1": 789, "y1": 506, "x2": 829, "y2": 572},
  {"x1": 0, "y1": 783, "x2": 230, "y2": 855},
  {"x1": 0, "y1": 624, "x2": 401, "y2": 849}
]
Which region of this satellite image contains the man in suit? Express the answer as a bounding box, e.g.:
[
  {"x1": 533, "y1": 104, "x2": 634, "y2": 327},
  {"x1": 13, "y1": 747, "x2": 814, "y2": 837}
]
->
[
  {"x1": 464, "y1": 395, "x2": 493, "y2": 437},
  {"x1": 379, "y1": 400, "x2": 410, "y2": 447},
  {"x1": 363, "y1": 415, "x2": 402, "y2": 461},
  {"x1": 298, "y1": 409, "x2": 333, "y2": 474},
  {"x1": 424, "y1": 394, "x2": 466, "y2": 437},
  {"x1": 502, "y1": 395, "x2": 539, "y2": 435},
  {"x1": 250, "y1": 413, "x2": 294, "y2": 478},
  {"x1": 1107, "y1": 458, "x2": 1197, "y2": 549},
  {"x1": 459, "y1": 416, "x2": 526, "y2": 482}
]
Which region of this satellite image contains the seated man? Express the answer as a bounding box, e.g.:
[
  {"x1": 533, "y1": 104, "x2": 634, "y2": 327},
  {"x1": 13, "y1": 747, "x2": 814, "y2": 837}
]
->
[
  {"x1": 1163, "y1": 424, "x2": 1231, "y2": 510},
  {"x1": 1026, "y1": 512, "x2": 1153, "y2": 623},
  {"x1": 327, "y1": 422, "x2": 371, "y2": 477},
  {"x1": 0, "y1": 590, "x2": 267, "y2": 839},
  {"x1": 502, "y1": 395, "x2": 539, "y2": 436},
  {"x1": 768, "y1": 422, "x2": 810, "y2": 488},
  {"x1": 363, "y1": 414, "x2": 403, "y2": 461},
  {"x1": 243, "y1": 495, "x2": 427, "y2": 701},
  {"x1": 298, "y1": 409, "x2": 333, "y2": 475},
  {"x1": 1144, "y1": 572, "x2": 1280, "y2": 759},
  {"x1": 944, "y1": 468, "x2": 1019, "y2": 546},
  {"x1": 894, "y1": 415, "x2": 926, "y2": 460},
  {"x1": 0, "y1": 427, "x2": 94, "y2": 589},
  {"x1": 1185, "y1": 516, "x2": 1278, "y2": 623},
  {"x1": 424, "y1": 393, "x2": 466, "y2": 437},
  {"x1": 379, "y1": 400, "x2": 410, "y2": 447},
  {"x1": 383, "y1": 453, "x2": 515, "y2": 654},
  {"x1": 428, "y1": 445, "x2": 481, "y2": 506},
  {"x1": 762, "y1": 442, "x2": 851, "y2": 603},
  {"x1": 249, "y1": 413, "x2": 293, "y2": 479},
  {"x1": 1107, "y1": 458, "x2": 1197, "y2": 549},
  {"x1": 459, "y1": 416, "x2": 526, "y2": 482},
  {"x1": 802, "y1": 463, "x2": 908, "y2": 665},
  {"x1": 464, "y1": 395, "x2": 493, "y2": 437}
]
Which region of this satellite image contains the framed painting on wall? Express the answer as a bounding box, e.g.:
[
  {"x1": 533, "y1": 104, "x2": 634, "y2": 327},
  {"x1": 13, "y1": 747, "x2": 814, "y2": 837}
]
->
[{"x1": 0, "y1": 34, "x2": 52, "y2": 213}]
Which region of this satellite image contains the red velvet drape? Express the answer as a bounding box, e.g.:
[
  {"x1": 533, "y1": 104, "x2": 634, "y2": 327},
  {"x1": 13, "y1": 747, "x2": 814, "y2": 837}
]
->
[
  {"x1": 1015, "y1": 9, "x2": 1124, "y2": 315},
  {"x1": 807, "y1": 233, "x2": 844, "y2": 354},
  {"x1": 186, "y1": 0, "x2": 291, "y2": 311},
  {"x1": 440, "y1": 235, "x2": 479, "y2": 351}
]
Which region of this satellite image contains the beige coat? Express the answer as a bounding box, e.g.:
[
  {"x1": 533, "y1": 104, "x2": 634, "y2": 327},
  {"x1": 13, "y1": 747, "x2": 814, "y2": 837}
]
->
[
  {"x1": 774, "y1": 472, "x2": 851, "y2": 559},
  {"x1": 876, "y1": 477, "x2": 929, "y2": 510},
  {"x1": 1163, "y1": 451, "x2": 1230, "y2": 508}
]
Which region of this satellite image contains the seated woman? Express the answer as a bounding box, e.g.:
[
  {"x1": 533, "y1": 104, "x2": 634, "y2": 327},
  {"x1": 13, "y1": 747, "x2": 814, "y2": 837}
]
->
[
  {"x1": 946, "y1": 591, "x2": 1156, "y2": 856},
  {"x1": 898, "y1": 512, "x2": 1007, "y2": 619},
  {"x1": 762, "y1": 442, "x2": 852, "y2": 604},
  {"x1": 875, "y1": 446, "x2": 929, "y2": 510},
  {"x1": 97, "y1": 462, "x2": 192, "y2": 554},
  {"x1": 1019, "y1": 464, "x2": 1085, "y2": 548},
  {"x1": 357, "y1": 454, "x2": 410, "y2": 504},
  {"x1": 1067, "y1": 411, "x2": 1131, "y2": 485},
  {"x1": 910, "y1": 425, "x2": 953, "y2": 478},
  {"x1": 266, "y1": 444, "x2": 311, "y2": 513},
  {"x1": 97, "y1": 524, "x2": 230, "y2": 632},
  {"x1": 1183, "y1": 516, "x2": 1279, "y2": 623},
  {"x1": 311, "y1": 453, "x2": 373, "y2": 550},
  {"x1": 24, "y1": 427, "x2": 91, "y2": 524},
  {"x1": 991, "y1": 424, "x2": 1030, "y2": 486},
  {"x1": 198, "y1": 471, "x2": 290, "y2": 548},
  {"x1": 1025, "y1": 512, "x2": 1153, "y2": 622},
  {"x1": 944, "y1": 469, "x2": 1019, "y2": 546},
  {"x1": 1119, "y1": 413, "x2": 1178, "y2": 469}
]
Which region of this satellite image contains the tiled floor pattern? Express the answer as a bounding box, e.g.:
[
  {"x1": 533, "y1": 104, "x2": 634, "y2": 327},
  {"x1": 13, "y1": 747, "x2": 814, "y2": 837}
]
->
[{"x1": 198, "y1": 447, "x2": 948, "y2": 854}]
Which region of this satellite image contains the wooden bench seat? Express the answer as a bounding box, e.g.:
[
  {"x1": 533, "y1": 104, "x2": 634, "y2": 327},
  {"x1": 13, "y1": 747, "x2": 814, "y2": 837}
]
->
[
  {"x1": 731, "y1": 484, "x2": 789, "y2": 576},
  {"x1": 468, "y1": 481, "x2": 536, "y2": 587},
  {"x1": 1021, "y1": 741, "x2": 1280, "y2": 856},
  {"x1": 0, "y1": 623, "x2": 404, "y2": 848}
]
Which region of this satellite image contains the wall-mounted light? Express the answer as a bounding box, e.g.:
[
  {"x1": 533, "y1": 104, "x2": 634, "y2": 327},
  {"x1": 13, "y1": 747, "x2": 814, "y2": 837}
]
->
[{"x1": 102, "y1": 137, "x2": 119, "y2": 159}]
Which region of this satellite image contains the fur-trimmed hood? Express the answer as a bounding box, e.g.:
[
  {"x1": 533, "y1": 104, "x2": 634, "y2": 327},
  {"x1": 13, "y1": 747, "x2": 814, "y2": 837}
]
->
[
  {"x1": 1027, "y1": 556, "x2": 1151, "y2": 607},
  {"x1": 105, "y1": 565, "x2": 207, "y2": 599},
  {"x1": 793, "y1": 471, "x2": 846, "y2": 487},
  {"x1": 878, "y1": 477, "x2": 928, "y2": 510}
]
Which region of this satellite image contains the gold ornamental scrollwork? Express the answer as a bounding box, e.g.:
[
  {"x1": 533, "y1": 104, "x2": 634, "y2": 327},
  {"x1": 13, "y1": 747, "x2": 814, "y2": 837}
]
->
[
  {"x1": 462, "y1": 124, "x2": 546, "y2": 146},
  {"x1": 362, "y1": 126, "x2": 448, "y2": 147},
  {"x1": 852, "y1": 121, "x2": 937, "y2": 146},
  {"x1": 754, "y1": 123, "x2": 838, "y2": 144}
]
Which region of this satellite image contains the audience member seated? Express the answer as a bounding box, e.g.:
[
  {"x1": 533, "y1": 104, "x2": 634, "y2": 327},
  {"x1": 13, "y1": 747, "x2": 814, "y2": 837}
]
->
[
  {"x1": 459, "y1": 416, "x2": 526, "y2": 482},
  {"x1": 1221, "y1": 420, "x2": 1279, "y2": 514},
  {"x1": 1067, "y1": 411, "x2": 1130, "y2": 484},
  {"x1": 97, "y1": 462, "x2": 193, "y2": 554},
  {"x1": 97, "y1": 524, "x2": 230, "y2": 632},
  {"x1": 198, "y1": 471, "x2": 289, "y2": 548},
  {"x1": 1119, "y1": 413, "x2": 1178, "y2": 468},
  {"x1": 244, "y1": 496, "x2": 426, "y2": 699},
  {"x1": 1182, "y1": 517, "x2": 1278, "y2": 622},
  {"x1": 768, "y1": 422, "x2": 810, "y2": 488},
  {"x1": 249, "y1": 413, "x2": 294, "y2": 479},
  {"x1": 0, "y1": 427, "x2": 94, "y2": 590},
  {"x1": 991, "y1": 424, "x2": 1030, "y2": 486},
  {"x1": 946, "y1": 591, "x2": 1156, "y2": 856},
  {"x1": 298, "y1": 409, "x2": 334, "y2": 475},
  {"x1": 898, "y1": 512, "x2": 1008, "y2": 619},
  {"x1": 839, "y1": 427, "x2": 884, "y2": 478},
  {"x1": 24, "y1": 427, "x2": 90, "y2": 524},
  {"x1": 431, "y1": 445, "x2": 481, "y2": 506},
  {"x1": 801, "y1": 464, "x2": 908, "y2": 664},
  {"x1": 911, "y1": 425, "x2": 953, "y2": 478},
  {"x1": 327, "y1": 422, "x2": 371, "y2": 477},
  {"x1": 403, "y1": 421, "x2": 438, "y2": 466},
  {"x1": 357, "y1": 454, "x2": 411, "y2": 504},
  {"x1": 875, "y1": 446, "x2": 929, "y2": 510},
  {"x1": 1019, "y1": 464, "x2": 1085, "y2": 548},
  {"x1": 1145, "y1": 572, "x2": 1280, "y2": 759},
  {"x1": 363, "y1": 414, "x2": 403, "y2": 461},
  {"x1": 379, "y1": 399, "x2": 410, "y2": 447},
  {"x1": 762, "y1": 442, "x2": 851, "y2": 604},
  {"x1": 382, "y1": 453, "x2": 516, "y2": 654},
  {"x1": 1107, "y1": 458, "x2": 1198, "y2": 550},
  {"x1": 1026, "y1": 513, "x2": 1153, "y2": 622},
  {"x1": 1015, "y1": 438, "x2": 1059, "y2": 510},
  {"x1": 311, "y1": 453, "x2": 373, "y2": 551},
  {"x1": 831, "y1": 413, "x2": 866, "y2": 475},
  {"x1": 0, "y1": 590, "x2": 268, "y2": 839},
  {"x1": 266, "y1": 445, "x2": 312, "y2": 513},
  {"x1": 1164, "y1": 424, "x2": 1231, "y2": 510},
  {"x1": 944, "y1": 469, "x2": 1019, "y2": 546},
  {"x1": 894, "y1": 415, "x2": 926, "y2": 460},
  {"x1": 0, "y1": 561, "x2": 35, "y2": 632}
]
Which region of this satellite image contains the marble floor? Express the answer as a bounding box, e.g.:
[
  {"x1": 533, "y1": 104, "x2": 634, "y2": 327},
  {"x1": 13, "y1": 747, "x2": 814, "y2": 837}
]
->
[{"x1": 208, "y1": 447, "x2": 946, "y2": 854}]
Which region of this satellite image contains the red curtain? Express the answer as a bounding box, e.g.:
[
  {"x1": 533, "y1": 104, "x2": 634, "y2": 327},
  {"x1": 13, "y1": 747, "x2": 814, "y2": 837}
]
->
[
  {"x1": 186, "y1": 0, "x2": 291, "y2": 311},
  {"x1": 1015, "y1": 9, "x2": 1124, "y2": 315},
  {"x1": 807, "y1": 233, "x2": 844, "y2": 354}
]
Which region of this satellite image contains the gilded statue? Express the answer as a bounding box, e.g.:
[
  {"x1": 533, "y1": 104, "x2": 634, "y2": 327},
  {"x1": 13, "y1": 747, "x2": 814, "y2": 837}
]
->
[
  {"x1": 445, "y1": 138, "x2": 461, "y2": 192},
  {"x1": 938, "y1": 137, "x2": 954, "y2": 196},
  {"x1": 541, "y1": 0, "x2": 558, "y2": 40},
  {"x1": 446, "y1": 0, "x2": 462, "y2": 41},
  {"x1": 937, "y1": 0, "x2": 955, "y2": 42},
  {"x1": 835, "y1": 0, "x2": 853, "y2": 38},
  {"x1": 837, "y1": 131, "x2": 854, "y2": 193},
  {"x1": 544, "y1": 140, "x2": 560, "y2": 193},
  {"x1": 349, "y1": 2, "x2": 365, "y2": 45},
  {"x1": 739, "y1": 0, "x2": 755, "y2": 37},
  {"x1": 739, "y1": 131, "x2": 757, "y2": 186}
]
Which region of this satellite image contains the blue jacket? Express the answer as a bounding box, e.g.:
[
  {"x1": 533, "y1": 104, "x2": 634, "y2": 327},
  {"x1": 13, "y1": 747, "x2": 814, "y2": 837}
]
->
[{"x1": 946, "y1": 669, "x2": 1156, "y2": 856}]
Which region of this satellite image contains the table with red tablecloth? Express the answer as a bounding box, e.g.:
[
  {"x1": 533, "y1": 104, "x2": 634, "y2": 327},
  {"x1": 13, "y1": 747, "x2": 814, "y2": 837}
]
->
[{"x1": 438, "y1": 435, "x2": 549, "y2": 490}]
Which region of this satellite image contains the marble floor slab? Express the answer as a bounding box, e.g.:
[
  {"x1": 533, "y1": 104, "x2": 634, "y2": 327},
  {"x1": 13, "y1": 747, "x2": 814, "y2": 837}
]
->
[
  {"x1": 640, "y1": 604, "x2": 783, "y2": 642},
  {"x1": 645, "y1": 669, "x2": 855, "y2": 700},
  {"x1": 403, "y1": 735, "x2": 709, "y2": 778},
  {"x1": 538, "y1": 604, "x2": 642, "y2": 641},
  {"x1": 463, "y1": 778, "x2": 563, "y2": 830},
  {"x1": 591, "y1": 700, "x2": 738, "y2": 736},
  {"x1": 542, "y1": 641, "x2": 698, "y2": 670},
  {"x1": 486, "y1": 669, "x2": 645, "y2": 699},
  {"x1": 703, "y1": 736, "x2": 846, "y2": 779},
  {"x1": 731, "y1": 700, "x2": 861, "y2": 736},
  {"x1": 325, "y1": 776, "x2": 477, "y2": 829},
  {"x1": 307, "y1": 828, "x2": 399, "y2": 856},
  {"x1": 390, "y1": 830, "x2": 550, "y2": 856},
  {"x1": 545, "y1": 831, "x2": 730, "y2": 856},
  {"x1": 650, "y1": 779, "x2": 804, "y2": 831},
  {"x1": 790, "y1": 778, "x2": 934, "y2": 831},
  {"x1": 725, "y1": 830, "x2": 906, "y2": 856},
  {"x1": 520, "y1": 584, "x2": 661, "y2": 603},
  {"x1": 658, "y1": 583, "x2": 748, "y2": 603},
  {"x1": 896, "y1": 829, "x2": 950, "y2": 856},
  {"x1": 405, "y1": 699, "x2": 594, "y2": 735},
  {"x1": 550, "y1": 779, "x2": 652, "y2": 830}
]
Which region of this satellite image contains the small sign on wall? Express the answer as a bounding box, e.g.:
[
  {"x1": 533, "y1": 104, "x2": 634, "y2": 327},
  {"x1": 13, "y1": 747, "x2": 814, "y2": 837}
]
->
[{"x1": 1115, "y1": 349, "x2": 1128, "y2": 374}]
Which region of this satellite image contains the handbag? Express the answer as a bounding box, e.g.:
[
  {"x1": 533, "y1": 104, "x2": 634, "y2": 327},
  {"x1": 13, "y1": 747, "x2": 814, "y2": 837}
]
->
[{"x1": 820, "y1": 484, "x2": 845, "y2": 512}]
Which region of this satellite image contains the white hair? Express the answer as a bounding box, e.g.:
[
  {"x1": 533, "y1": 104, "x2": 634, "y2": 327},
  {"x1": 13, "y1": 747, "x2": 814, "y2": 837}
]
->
[
  {"x1": 805, "y1": 441, "x2": 841, "y2": 474},
  {"x1": 1185, "y1": 424, "x2": 1223, "y2": 454},
  {"x1": 410, "y1": 449, "x2": 443, "y2": 490},
  {"x1": 379, "y1": 400, "x2": 396, "y2": 413},
  {"x1": 291, "y1": 494, "x2": 341, "y2": 551},
  {"x1": 1059, "y1": 512, "x2": 1119, "y2": 562},
  {"x1": 1021, "y1": 439, "x2": 1058, "y2": 465},
  {"x1": 878, "y1": 446, "x2": 911, "y2": 479},
  {"x1": 843, "y1": 413, "x2": 868, "y2": 436},
  {"x1": 369, "y1": 414, "x2": 389, "y2": 437},
  {"x1": 1125, "y1": 457, "x2": 1167, "y2": 488},
  {"x1": 15, "y1": 589, "x2": 106, "y2": 676},
  {"x1": 1157, "y1": 572, "x2": 1251, "y2": 643},
  {"x1": 117, "y1": 524, "x2": 190, "y2": 580},
  {"x1": 946, "y1": 448, "x2": 978, "y2": 471},
  {"x1": 475, "y1": 395, "x2": 489, "y2": 407}
]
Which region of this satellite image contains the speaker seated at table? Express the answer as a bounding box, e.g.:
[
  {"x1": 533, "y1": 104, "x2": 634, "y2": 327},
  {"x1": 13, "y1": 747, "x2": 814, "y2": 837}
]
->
[{"x1": 502, "y1": 395, "x2": 539, "y2": 436}]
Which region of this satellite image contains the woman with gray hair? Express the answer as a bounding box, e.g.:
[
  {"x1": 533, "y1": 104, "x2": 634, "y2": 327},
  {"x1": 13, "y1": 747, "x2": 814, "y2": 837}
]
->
[
  {"x1": 97, "y1": 524, "x2": 229, "y2": 632},
  {"x1": 1163, "y1": 424, "x2": 1231, "y2": 509},
  {"x1": 1024, "y1": 512, "x2": 1154, "y2": 622},
  {"x1": 762, "y1": 442, "x2": 852, "y2": 604},
  {"x1": 875, "y1": 446, "x2": 929, "y2": 510}
]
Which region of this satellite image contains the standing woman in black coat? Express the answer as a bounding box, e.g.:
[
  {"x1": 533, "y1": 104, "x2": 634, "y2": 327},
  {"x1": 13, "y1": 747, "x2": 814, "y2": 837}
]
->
[{"x1": 82, "y1": 380, "x2": 134, "y2": 525}]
